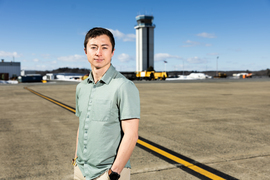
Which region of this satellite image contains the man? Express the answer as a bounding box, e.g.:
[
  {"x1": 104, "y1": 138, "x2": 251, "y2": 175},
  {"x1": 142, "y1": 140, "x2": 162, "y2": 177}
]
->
[{"x1": 74, "y1": 27, "x2": 140, "y2": 180}]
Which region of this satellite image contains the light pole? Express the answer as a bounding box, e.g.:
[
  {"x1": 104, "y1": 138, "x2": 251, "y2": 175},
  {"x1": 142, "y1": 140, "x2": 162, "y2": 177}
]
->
[
  {"x1": 164, "y1": 60, "x2": 167, "y2": 72},
  {"x1": 216, "y1": 56, "x2": 219, "y2": 76}
]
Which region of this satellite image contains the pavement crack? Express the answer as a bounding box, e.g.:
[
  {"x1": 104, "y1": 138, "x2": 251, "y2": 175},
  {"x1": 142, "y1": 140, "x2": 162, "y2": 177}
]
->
[
  {"x1": 205, "y1": 154, "x2": 270, "y2": 165},
  {"x1": 131, "y1": 164, "x2": 179, "y2": 175},
  {"x1": 228, "y1": 154, "x2": 270, "y2": 162}
]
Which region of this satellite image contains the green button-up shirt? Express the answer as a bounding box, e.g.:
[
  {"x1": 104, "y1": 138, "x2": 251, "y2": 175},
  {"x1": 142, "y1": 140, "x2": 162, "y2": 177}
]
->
[{"x1": 75, "y1": 65, "x2": 140, "y2": 180}]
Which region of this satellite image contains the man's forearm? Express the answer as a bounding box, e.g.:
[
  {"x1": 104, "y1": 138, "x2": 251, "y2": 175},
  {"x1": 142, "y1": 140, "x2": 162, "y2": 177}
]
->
[
  {"x1": 75, "y1": 127, "x2": 79, "y2": 158},
  {"x1": 111, "y1": 119, "x2": 139, "y2": 174},
  {"x1": 111, "y1": 131, "x2": 138, "y2": 173}
]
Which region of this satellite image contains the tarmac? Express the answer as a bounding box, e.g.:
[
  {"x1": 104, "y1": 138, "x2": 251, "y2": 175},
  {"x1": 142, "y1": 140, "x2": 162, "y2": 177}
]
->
[{"x1": 1, "y1": 78, "x2": 270, "y2": 180}]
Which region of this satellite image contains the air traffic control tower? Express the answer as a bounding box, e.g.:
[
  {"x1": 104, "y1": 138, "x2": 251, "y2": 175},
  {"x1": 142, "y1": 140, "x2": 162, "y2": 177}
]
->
[{"x1": 135, "y1": 15, "x2": 155, "y2": 71}]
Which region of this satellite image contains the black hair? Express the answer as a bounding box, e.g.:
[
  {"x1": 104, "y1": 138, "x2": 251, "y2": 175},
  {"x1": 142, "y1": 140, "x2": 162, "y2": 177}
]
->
[{"x1": 84, "y1": 27, "x2": 115, "y2": 52}]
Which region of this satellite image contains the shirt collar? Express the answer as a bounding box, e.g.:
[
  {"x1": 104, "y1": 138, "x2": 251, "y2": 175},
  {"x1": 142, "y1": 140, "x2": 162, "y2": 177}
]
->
[
  {"x1": 87, "y1": 72, "x2": 94, "y2": 84},
  {"x1": 87, "y1": 64, "x2": 117, "y2": 84}
]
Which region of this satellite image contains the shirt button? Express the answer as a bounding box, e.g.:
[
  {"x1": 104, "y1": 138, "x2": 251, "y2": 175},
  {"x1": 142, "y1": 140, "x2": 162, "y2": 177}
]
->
[{"x1": 89, "y1": 100, "x2": 92, "y2": 103}]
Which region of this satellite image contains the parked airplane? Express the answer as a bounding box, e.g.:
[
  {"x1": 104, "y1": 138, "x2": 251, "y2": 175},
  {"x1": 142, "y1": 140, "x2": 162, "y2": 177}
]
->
[{"x1": 166, "y1": 73, "x2": 212, "y2": 80}]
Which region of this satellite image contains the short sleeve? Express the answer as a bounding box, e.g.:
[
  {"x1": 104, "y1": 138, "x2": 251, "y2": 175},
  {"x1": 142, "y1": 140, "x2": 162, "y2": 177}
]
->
[{"x1": 118, "y1": 81, "x2": 140, "y2": 120}]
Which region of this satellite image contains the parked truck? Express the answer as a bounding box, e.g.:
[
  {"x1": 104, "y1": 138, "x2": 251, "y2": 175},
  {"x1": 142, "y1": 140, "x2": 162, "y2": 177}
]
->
[
  {"x1": 136, "y1": 71, "x2": 167, "y2": 80},
  {"x1": 214, "y1": 72, "x2": 227, "y2": 78}
]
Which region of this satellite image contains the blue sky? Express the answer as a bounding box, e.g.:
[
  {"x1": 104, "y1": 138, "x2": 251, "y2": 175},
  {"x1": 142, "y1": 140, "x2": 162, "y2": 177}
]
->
[{"x1": 0, "y1": 0, "x2": 269, "y2": 72}]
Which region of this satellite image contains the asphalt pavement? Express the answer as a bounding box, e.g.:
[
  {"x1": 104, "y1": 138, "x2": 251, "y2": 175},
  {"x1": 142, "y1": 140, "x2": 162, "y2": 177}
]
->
[{"x1": 1, "y1": 78, "x2": 270, "y2": 180}]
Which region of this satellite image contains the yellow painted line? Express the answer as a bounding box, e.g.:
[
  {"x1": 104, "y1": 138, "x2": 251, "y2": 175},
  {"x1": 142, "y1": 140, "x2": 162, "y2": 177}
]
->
[
  {"x1": 137, "y1": 139, "x2": 226, "y2": 180},
  {"x1": 24, "y1": 87, "x2": 76, "y2": 113},
  {"x1": 25, "y1": 87, "x2": 227, "y2": 180}
]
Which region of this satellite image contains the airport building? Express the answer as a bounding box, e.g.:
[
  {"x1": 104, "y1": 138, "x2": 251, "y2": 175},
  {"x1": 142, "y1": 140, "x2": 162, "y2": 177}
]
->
[
  {"x1": 135, "y1": 15, "x2": 155, "y2": 71},
  {"x1": 0, "y1": 59, "x2": 21, "y2": 80},
  {"x1": 21, "y1": 70, "x2": 37, "y2": 76}
]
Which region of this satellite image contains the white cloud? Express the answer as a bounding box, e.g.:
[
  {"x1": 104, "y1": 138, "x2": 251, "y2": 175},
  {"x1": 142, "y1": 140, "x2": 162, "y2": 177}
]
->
[
  {"x1": 187, "y1": 56, "x2": 207, "y2": 64},
  {"x1": 123, "y1": 34, "x2": 136, "y2": 42},
  {"x1": 36, "y1": 65, "x2": 46, "y2": 69},
  {"x1": 182, "y1": 40, "x2": 200, "y2": 47},
  {"x1": 197, "y1": 32, "x2": 216, "y2": 38},
  {"x1": 41, "y1": 54, "x2": 51, "y2": 58},
  {"x1": 154, "y1": 53, "x2": 182, "y2": 61},
  {"x1": 228, "y1": 48, "x2": 242, "y2": 52},
  {"x1": 33, "y1": 58, "x2": 39, "y2": 62},
  {"x1": 117, "y1": 53, "x2": 133, "y2": 62},
  {"x1": 115, "y1": 64, "x2": 136, "y2": 72},
  {"x1": 108, "y1": 29, "x2": 136, "y2": 42},
  {"x1": 80, "y1": 29, "x2": 135, "y2": 42},
  {"x1": 57, "y1": 54, "x2": 86, "y2": 62},
  {"x1": 0, "y1": 51, "x2": 21, "y2": 57},
  {"x1": 23, "y1": 64, "x2": 46, "y2": 70},
  {"x1": 207, "y1": 53, "x2": 219, "y2": 56},
  {"x1": 182, "y1": 40, "x2": 212, "y2": 47}
]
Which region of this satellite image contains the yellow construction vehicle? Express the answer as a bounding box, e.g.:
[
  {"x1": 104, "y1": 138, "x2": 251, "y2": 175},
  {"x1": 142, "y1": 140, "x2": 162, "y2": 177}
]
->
[
  {"x1": 214, "y1": 72, "x2": 227, "y2": 78},
  {"x1": 81, "y1": 74, "x2": 89, "y2": 80},
  {"x1": 136, "y1": 71, "x2": 167, "y2": 80}
]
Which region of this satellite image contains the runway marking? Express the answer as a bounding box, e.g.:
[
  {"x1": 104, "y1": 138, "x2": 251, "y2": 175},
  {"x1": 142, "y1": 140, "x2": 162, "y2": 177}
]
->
[
  {"x1": 25, "y1": 87, "x2": 238, "y2": 180},
  {"x1": 136, "y1": 137, "x2": 238, "y2": 180},
  {"x1": 137, "y1": 139, "x2": 223, "y2": 179},
  {"x1": 24, "y1": 87, "x2": 75, "y2": 113}
]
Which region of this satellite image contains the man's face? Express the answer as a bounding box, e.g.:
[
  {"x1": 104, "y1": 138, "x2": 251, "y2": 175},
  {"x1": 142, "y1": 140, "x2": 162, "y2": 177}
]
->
[{"x1": 84, "y1": 34, "x2": 114, "y2": 70}]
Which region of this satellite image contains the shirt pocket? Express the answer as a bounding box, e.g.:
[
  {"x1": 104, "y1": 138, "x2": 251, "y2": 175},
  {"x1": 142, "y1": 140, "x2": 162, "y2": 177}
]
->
[{"x1": 91, "y1": 99, "x2": 111, "y2": 121}]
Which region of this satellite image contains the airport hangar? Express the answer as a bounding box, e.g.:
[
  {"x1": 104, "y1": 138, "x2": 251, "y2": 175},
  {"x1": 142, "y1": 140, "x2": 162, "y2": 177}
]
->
[{"x1": 0, "y1": 59, "x2": 21, "y2": 80}]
